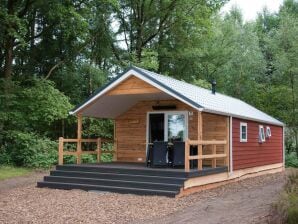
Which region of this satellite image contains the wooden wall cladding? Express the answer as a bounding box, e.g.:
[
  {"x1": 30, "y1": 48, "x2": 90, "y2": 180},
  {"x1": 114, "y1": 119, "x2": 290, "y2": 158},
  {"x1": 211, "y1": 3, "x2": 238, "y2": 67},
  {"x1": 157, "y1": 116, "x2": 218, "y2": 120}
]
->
[
  {"x1": 202, "y1": 113, "x2": 228, "y2": 166},
  {"x1": 107, "y1": 76, "x2": 162, "y2": 95},
  {"x1": 115, "y1": 99, "x2": 198, "y2": 162},
  {"x1": 232, "y1": 118, "x2": 283, "y2": 170}
]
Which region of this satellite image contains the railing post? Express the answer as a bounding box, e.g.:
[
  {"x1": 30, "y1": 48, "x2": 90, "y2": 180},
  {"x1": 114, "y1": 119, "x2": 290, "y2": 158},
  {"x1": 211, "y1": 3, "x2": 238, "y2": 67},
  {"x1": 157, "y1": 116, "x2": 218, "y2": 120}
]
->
[
  {"x1": 197, "y1": 111, "x2": 203, "y2": 171},
  {"x1": 76, "y1": 114, "x2": 83, "y2": 164},
  {"x1": 212, "y1": 144, "x2": 217, "y2": 168},
  {"x1": 198, "y1": 144, "x2": 203, "y2": 170},
  {"x1": 58, "y1": 137, "x2": 64, "y2": 165},
  {"x1": 185, "y1": 139, "x2": 190, "y2": 172},
  {"x1": 112, "y1": 138, "x2": 117, "y2": 161},
  {"x1": 225, "y1": 117, "x2": 230, "y2": 168},
  {"x1": 97, "y1": 138, "x2": 101, "y2": 163}
]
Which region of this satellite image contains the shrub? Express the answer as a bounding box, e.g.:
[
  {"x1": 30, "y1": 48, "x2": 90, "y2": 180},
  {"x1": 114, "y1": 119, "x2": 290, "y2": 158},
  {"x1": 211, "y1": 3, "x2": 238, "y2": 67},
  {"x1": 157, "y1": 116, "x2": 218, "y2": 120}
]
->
[
  {"x1": 269, "y1": 169, "x2": 298, "y2": 224},
  {"x1": 2, "y1": 131, "x2": 58, "y2": 168},
  {"x1": 286, "y1": 152, "x2": 298, "y2": 168}
]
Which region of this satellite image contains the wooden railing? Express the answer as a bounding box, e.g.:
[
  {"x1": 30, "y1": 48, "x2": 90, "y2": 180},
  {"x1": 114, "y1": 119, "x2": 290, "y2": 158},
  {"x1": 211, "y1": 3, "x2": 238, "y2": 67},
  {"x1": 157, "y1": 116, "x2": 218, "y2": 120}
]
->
[
  {"x1": 58, "y1": 137, "x2": 115, "y2": 165},
  {"x1": 184, "y1": 139, "x2": 229, "y2": 172}
]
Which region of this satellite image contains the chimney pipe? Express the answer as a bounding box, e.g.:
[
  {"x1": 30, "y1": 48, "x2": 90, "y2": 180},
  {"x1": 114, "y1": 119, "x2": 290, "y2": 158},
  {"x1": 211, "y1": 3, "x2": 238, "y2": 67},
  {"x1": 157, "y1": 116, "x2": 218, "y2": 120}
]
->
[{"x1": 211, "y1": 80, "x2": 216, "y2": 94}]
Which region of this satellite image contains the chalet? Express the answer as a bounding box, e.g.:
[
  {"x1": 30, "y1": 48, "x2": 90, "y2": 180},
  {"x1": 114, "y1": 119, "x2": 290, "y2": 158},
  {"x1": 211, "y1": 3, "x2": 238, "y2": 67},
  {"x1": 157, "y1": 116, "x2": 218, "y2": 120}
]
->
[{"x1": 38, "y1": 66, "x2": 285, "y2": 197}]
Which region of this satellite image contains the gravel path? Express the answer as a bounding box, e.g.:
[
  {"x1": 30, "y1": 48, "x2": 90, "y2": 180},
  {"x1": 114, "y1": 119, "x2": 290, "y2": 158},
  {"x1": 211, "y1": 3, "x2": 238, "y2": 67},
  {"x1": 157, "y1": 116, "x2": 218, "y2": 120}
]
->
[{"x1": 0, "y1": 171, "x2": 286, "y2": 224}]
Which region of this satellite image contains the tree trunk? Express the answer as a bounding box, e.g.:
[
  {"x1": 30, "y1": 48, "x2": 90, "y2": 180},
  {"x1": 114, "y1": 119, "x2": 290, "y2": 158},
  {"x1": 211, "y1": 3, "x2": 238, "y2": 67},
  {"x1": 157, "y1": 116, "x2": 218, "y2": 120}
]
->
[
  {"x1": 3, "y1": 38, "x2": 14, "y2": 80},
  {"x1": 3, "y1": 0, "x2": 14, "y2": 82}
]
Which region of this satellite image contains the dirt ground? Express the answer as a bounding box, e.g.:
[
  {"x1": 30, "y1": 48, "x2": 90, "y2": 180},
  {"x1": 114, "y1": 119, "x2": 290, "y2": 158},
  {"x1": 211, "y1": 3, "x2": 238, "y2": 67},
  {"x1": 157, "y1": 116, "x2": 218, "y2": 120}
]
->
[{"x1": 0, "y1": 171, "x2": 286, "y2": 224}]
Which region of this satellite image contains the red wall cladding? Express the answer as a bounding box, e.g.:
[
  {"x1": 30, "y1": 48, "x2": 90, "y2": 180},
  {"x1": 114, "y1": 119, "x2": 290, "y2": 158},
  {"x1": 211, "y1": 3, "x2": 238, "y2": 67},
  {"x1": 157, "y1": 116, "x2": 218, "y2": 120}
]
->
[{"x1": 232, "y1": 118, "x2": 283, "y2": 170}]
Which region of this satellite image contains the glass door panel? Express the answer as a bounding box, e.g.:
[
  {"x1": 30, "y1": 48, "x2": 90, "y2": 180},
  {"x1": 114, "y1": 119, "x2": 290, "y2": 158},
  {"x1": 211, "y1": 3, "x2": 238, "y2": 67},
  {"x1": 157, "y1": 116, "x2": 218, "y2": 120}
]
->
[
  {"x1": 167, "y1": 114, "x2": 186, "y2": 142},
  {"x1": 149, "y1": 113, "x2": 164, "y2": 142}
]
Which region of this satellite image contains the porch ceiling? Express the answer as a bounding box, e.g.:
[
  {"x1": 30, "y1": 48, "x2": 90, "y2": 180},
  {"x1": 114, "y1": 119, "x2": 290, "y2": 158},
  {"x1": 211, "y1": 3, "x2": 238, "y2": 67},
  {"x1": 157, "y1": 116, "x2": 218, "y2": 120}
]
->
[{"x1": 80, "y1": 92, "x2": 175, "y2": 118}]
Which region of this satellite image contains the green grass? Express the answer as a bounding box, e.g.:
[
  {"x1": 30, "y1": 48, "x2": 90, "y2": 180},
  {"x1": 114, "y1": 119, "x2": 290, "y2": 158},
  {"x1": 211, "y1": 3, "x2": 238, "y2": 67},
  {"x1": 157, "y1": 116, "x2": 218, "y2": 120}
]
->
[{"x1": 0, "y1": 166, "x2": 32, "y2": 180}]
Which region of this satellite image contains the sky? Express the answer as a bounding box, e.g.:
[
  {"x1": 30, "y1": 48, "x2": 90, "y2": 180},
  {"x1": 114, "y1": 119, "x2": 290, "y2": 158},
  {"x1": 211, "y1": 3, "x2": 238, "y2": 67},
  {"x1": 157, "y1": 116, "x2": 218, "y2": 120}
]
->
[{"x1": 221, "y1": 0, "x2": 284, "y2": 21}]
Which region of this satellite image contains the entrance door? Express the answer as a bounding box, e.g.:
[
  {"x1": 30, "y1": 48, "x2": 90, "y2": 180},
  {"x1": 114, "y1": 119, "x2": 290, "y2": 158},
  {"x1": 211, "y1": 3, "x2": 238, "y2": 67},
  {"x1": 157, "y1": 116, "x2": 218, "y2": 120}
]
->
[
  {"x1": 148, "y1": 113, "x2": 164, "y2": 142},
  {"x1": 147, "y1": 112, "x2": 188, "y2": 143}
]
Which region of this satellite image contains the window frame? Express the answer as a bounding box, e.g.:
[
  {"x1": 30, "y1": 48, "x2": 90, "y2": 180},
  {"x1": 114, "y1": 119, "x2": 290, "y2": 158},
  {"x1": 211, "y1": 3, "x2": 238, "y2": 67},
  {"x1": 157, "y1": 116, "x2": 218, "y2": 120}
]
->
[
  {"x1": 240, "y1": 122, "x2": 248, "y2": 142},
  {"x1": 259, "y1": 125, "x2": 266, "y2": 143},
  {"x1": 146, "y1": 111, "x2": 188, "y2": 144},
  {"x1": 266, "y1": 126, "x2": 272, "y2": 138}
]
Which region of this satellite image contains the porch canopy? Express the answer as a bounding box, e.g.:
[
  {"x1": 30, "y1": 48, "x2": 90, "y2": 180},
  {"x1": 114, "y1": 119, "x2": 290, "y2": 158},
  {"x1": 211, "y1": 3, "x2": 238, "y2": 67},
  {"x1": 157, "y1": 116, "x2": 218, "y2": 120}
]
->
[
  {"x1": 70, "y1": 67, "x2": 200, "y2": 118},
  {"x1": 70, "y1": 66, "x2": 283, "y2": 126},
  {"x1": 71, "y1": 83, "x2": 178, "y2": 119}
]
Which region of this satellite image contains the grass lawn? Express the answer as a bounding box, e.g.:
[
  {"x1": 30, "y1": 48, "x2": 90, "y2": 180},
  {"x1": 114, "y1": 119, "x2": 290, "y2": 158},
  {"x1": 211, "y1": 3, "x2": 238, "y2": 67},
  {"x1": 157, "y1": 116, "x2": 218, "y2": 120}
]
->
[{"x1": 0, "y1": 166, "x2": 32, "y2": 180}]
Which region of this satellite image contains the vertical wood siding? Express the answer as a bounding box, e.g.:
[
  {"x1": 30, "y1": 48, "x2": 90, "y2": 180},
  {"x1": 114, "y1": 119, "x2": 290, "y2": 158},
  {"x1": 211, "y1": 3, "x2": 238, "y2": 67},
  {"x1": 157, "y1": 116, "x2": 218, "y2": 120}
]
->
[
  {"x1": 232, "y1": 118, "x2": 283, "y2": 170},
  {"x1": 202, "y1": 113, "x2": 228, "y2": 166},
  {"x1": 115, "y1": 99, "x2": 198, "y2": 162}
]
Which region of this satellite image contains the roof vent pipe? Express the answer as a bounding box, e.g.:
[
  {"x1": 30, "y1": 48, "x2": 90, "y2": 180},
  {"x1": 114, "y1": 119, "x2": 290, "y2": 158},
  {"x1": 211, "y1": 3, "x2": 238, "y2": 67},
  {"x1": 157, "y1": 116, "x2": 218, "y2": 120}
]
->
[{"x1": 211, "y1": 80, "x2": 216, "y2": 94}]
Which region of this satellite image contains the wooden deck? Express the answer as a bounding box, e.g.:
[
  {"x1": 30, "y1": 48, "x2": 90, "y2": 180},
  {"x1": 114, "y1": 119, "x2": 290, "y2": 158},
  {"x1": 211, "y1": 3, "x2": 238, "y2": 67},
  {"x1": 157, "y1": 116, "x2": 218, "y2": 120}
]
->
[
  {"x1": 63, "y1": 162, "x2": 228, "y2": 177},
  {"x1": 37, "y1": 162, "x2": 228, "y2": 197}
]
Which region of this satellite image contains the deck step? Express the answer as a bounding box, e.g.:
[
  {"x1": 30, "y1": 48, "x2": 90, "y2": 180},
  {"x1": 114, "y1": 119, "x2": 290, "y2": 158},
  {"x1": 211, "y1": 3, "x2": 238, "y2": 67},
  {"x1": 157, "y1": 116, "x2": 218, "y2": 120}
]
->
[
  {"x1": 43, "y1": 176, "x2": 182, "y2": 191},
  {"x1": 37, "y1": 164, "x2": 228, "y2": 197},
  {"x1": 55, "y1": 165, "x2": 188, "y2": 178},
  {"x1": 50, "y1": 170, "x2": 187, "y2": 184},
  {"x1": 37, "y1": 181, "x2": 178, "y2": 197}
]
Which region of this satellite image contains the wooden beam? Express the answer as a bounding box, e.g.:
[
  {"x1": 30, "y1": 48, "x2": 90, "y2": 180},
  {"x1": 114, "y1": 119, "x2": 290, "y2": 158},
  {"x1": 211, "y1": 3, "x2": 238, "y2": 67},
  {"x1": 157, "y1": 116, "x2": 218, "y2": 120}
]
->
[
  {"x1": 113, "y1": 120, "x2": 117, "y2": 161},
  {"x1": 212, "y1": 144, "x2": 217, "y2": 168},
  {"x1": 225, "y1": 117, "x2": 230, "y2": 169},
  {"x1": 189, "y1": 154, "x2": 227, "y2": 160},
  {"x1": 198, "y1": 145, "x2": 203, "y2": 170},
  {"x1": 198, "y1": 111, "x2": 203, "y2": 141},
  {"x1": 77, "y1": 114, "x2": 82, "y2": 164},
  {"x1": 188, "y1": 140, "x2": 227, "y2": 145},
  {"x1": 97, "y1": 138, "x2": 101, "y2": 163},
  {"x1": 185, "y1": 139, "x2": 190, "y2": 172},
  {"x1": 107, "y1": 88, "x2": 161, "y2": 95},
  {"x1": 197, "y1": 111, "x2": 203, "y2": 171},
  {"x1": 58, "y1": 137, "x2": 64, "y2": 165}
]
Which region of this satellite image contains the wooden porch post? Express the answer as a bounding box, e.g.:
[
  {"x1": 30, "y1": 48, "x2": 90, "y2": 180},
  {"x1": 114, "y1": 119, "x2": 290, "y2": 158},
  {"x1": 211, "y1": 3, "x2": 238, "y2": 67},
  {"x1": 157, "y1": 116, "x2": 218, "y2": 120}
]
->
[
  {"x1": 185, "y1": 139, "x2": 190, "y2": 172},
  {"x1": 58, "y1": 137, "x2": 64, "y2": 165},
  {"x1": 225, "y1": 117, "x2": 230, "y2": 170},
  {"x1": 77, "y1": 114, "x2": 82, "y2": 164},
  {"x1": 113, "y1": 120, "x2": 117, "y2": 161},
  {"x1": 198, "y1": 111, "x2": 203, "y2": 170}
]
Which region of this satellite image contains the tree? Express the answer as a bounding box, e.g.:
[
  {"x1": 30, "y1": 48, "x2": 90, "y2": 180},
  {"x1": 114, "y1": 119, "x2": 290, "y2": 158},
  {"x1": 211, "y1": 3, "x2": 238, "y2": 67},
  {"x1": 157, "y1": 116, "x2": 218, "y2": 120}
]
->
[{"x1": 269, "y1": 0, "x2": 298, "y2": 155}]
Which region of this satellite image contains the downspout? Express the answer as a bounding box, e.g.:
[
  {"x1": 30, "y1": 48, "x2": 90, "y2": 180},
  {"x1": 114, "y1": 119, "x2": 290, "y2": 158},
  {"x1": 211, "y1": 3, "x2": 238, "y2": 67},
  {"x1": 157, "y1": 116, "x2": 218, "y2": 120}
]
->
[{"x1": 229, "y1": 116, "x2": 233, "y2": 176}]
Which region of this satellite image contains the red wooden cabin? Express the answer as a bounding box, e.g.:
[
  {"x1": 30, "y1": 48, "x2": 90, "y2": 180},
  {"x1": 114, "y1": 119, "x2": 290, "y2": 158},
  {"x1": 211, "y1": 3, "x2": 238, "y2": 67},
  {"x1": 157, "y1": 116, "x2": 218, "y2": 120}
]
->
[{"x1": 38, "y1": 66, "x2": 284, "y2": 197}]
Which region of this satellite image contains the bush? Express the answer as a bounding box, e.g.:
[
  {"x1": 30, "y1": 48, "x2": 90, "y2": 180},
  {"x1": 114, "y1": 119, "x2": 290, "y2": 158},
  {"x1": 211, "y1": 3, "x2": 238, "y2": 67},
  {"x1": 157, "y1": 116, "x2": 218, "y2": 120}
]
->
[
  {"x1": 1, "y1": 131, "x2": 58, "y2": 168},
  {"x1": 269, "y1": 169, "x2": 298, "y2": 224},
  {"x1": 286, "y1": 152, "x2": 298, "y2": 168}
]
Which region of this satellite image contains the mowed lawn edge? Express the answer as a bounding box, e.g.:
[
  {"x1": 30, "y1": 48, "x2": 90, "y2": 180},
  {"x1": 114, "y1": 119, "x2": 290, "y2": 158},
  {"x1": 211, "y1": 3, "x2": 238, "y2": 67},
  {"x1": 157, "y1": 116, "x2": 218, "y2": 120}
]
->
[{"x1": 0, "y1": 166, "x2": 32, "y2": 180}]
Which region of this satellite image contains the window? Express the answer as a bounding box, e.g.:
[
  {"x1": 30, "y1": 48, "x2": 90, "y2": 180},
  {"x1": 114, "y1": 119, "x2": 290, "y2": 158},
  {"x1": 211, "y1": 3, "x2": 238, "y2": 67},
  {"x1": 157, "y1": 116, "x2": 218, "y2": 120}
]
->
[
  {"x1": 240, "y1": 122, "x2": 247, "y2": 142},
  {"x1": 259, "y1": 125, "x2": 265, "y2": 143},
  {"x1": 266, "y1": 126, "x2": 271, "y2": 138},
  {"x1": 167, "y1": 113, "x2": 186, "y2": 142},
  {"x1": 148, "y1": 111, "x2": 188, "y2": 143}
]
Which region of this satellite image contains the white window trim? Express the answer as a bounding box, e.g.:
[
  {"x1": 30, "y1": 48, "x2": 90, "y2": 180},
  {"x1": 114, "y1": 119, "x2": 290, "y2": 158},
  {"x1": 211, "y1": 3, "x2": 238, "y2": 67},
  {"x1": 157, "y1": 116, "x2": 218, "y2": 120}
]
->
[
  {"x1": 240, "y1": 122, "x2": 248, "y2": 142},
  {"x1": 266, "y1": 126, "x2": 272, "y2": 138},
  {"x1": 146, "y1": 111, "x2": 189, "y2": 145},
  {"x1": 259, "y1": 125, "x2": 266, "y2": 143}
]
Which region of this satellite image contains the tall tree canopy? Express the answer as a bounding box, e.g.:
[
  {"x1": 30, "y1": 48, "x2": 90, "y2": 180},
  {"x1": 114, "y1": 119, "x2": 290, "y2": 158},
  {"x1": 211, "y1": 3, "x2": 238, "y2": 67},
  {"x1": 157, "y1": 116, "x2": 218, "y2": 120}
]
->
[{"x1": 1, "y1": 0, "x2": 298, "y2": 167}]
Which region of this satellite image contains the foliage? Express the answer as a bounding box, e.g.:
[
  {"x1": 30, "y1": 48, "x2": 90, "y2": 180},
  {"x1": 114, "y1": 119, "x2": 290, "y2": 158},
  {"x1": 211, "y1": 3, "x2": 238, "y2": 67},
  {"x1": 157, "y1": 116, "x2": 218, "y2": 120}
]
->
[
  {"x1": 0, "y1": 0, "x2": 298, "y2": 168},
  {"x1": 286, "y1": 152, "x2": 298, "y2": 168},
  {"x1": 1, "y1": 131, "x2": 57, "y2": 168},
  {"x1": 269, "y1": 169, "x2": 298, "y2": 224},
  {"x1": 0, "y1": 166, "x2": 32, "y2": 180}
]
